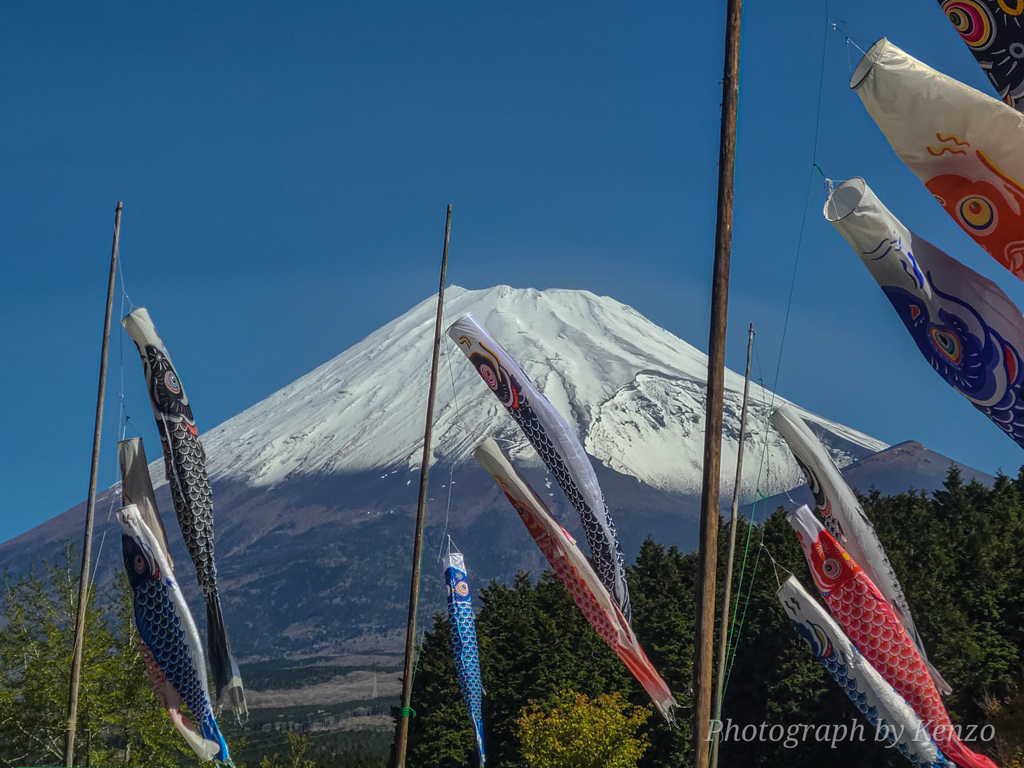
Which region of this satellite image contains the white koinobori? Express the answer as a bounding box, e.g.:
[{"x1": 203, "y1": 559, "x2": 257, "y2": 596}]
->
[
  {"x1": 825, "y1": 176, "x2": 1024, "y2": 454},
  {"x1": 852, "y1": 37, "x2": 1024, "y2": 283},
  {"x1": 474, "y1": 438, "x2": 676, "y2": 721},
  {"x1": 448, "y1": 313, "x2": 631, "y2": 623},
  {"x1": 770, "y1": 405, "x2": 951, "y2": 695},
  {"x1": 778, "y1": 576, "x2": 952, "y2": 768}
]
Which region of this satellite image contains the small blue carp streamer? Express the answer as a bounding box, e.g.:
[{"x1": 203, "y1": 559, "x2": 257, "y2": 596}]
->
[
  {"x1": 444, "y1": 552, "x2": 485, "y2": 766},
  {"x1": 118, "y1": 504, "x2": 232, "y2": 764}
]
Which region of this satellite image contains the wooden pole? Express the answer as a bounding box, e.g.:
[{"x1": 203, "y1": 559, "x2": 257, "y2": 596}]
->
[
  {"x1": 65, "y1": 201, "x2": 122, "y2": 767},
  {"x1": 394, "y1": 204, "x2": 451, "y2": 768},
  {"x1": 694, "y1": 0, "x2": 743, "y2": 760},
  {"x1": 710, "y1": 322, "x2": 753, "y2": 768}
]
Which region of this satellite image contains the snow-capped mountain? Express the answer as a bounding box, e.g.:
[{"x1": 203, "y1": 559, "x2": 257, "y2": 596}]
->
[
  {"x1": 193, "y1": 285, "x2": 884, "y2": 497},
  {"x1": 2, "y1": 285, "x2": 893, "y2": 660}
]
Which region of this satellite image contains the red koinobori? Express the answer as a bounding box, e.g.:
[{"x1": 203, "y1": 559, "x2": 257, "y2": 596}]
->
[{"x1": 788, "y1": 505, "x2": 999, "y2": 768}]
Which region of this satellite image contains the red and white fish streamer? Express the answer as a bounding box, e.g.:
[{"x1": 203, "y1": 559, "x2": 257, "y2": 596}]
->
[
  {"x1": 788, "y1": 505, "x2": 999, "y2": 768},
  {"x1": 474, "y1": 437, "x2": 676, "y2": 722},
  {"x1": 771, "y1": 405, "x2": 950, "y2": 694},
  {"x1": 852, "y1": 37, "x2": 1024, "y2": 283}
]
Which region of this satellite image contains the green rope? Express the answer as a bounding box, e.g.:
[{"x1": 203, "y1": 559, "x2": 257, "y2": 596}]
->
[{"x1": 399, "y1": 707, "x2": 417, "y2": 718}]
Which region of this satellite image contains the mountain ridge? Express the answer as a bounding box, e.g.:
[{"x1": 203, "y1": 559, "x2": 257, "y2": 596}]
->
[
  {"x1": 156, "y1": 285, "x2": 886, "y2": 497},
  {"x1": 1, "y1": 285, "x2": 904, "y2": 661}
]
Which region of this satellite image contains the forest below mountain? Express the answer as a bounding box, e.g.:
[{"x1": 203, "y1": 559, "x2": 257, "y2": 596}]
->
[
  {"x1": 2, "y1": 468, "x2": 1022, "y2": 767},
  {"x1": 400, "y1": 467, "x2": 1024, "y2": 767}
]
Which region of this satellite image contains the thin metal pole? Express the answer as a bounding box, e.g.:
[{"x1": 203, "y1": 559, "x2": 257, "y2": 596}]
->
[
  {"x1": 694, "y1": 0, "x2": 743, "y2": 760},
  {"x1": 395, "y1": 204, "x2": 451, "y2": 768},
  {"x1": 65, "y1": 201, "x2": 122, "y2": 767},
  {"x1": 710, "y1": 323, "x2": 753, "y2": 768}
]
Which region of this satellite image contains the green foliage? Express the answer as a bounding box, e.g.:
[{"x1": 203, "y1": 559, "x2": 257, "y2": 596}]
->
[
  {"x1": 0, "y1": 541, "x2": 188, "y2": 767},
  {"x1": 980, "y1": 680, "x2": 1024, "y2": 766},
  {"x1": 400, "y1": 570, "x2": 633, "y2": 768},
  {"x1": 516, "y1": 689, "x2": 650, "y2": 768},
  {"x1": 404, "y1": 468, "x2": 1024, "y2": 768},
  {"x1": 231, "y1": 726, "x2": 390, "y2": 768},
  {"x1": 260, "y1": 732, "x2": 317, "y2": 768}
]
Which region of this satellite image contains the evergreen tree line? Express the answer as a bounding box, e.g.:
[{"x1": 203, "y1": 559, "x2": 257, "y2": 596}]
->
[
  {"x1": 3, "y1": 469, "x2": 1022, "y2": 767},
  {"x1": 399, "y1": 468, "x2": 1024, "y2": 767},
  {"x1": 0, "y1": 544, "x2": 389, "y2": 768}
]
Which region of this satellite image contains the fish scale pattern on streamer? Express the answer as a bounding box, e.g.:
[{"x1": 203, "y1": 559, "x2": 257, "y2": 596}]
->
[
  {"x1": 507, "y1": 387, "x2": 630, "y2": 621},
  {"x1": 448, "y1": 313, "x2": 631, "y2": 625},
  {"x1": 445, "y1": 554, "x2": 485, "y2": 766},
  {"x1": 802, "y1": 625, "x2": 951, "y2": 766},
  {"x1": 123, "y1": 307, "x2": 245, "y2": 715},
  {"x1": 162, "y1": 416, "x2": 218, "y2": 592},
  {"x1": 790, "y1": 508, "x2": 998, "y2": 768},
  {"x1": 133, "y1": 574, "x2": 211, "y2": 725},
  {"x1": 122, "y1": 535, "x2": 227, "y2": 758}
]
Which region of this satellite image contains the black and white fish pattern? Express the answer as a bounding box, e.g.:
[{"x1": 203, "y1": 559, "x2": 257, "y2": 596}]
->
[
  {"x1": 448, "y1": 313, "x2": 631, "y2": 623},
  {"x1": 123, "y1": 308, "x2": 246, "y2": 716}
]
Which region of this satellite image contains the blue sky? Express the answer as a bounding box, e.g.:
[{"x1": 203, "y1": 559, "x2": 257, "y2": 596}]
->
[{"x1": 3, "y1": 1, "x2": 1023, "y2": 544}]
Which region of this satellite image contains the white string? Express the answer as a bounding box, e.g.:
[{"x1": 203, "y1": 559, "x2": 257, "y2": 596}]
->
[
  {"x1": 436, "y1": 336, "x2": 461, "y2": 562},
  {"x1": 435, "y1": 286, "x2": 469, "y2": 562},
  {"x1": 760, "y1": 542, "x2": 789, "y2": 589},
  {"x1": 117, "y1": 246, "x2": 140, "y2": 442},
  {"x1": 844, "y1": 35, "x2": 867, "y2": 74},
  {"x1": 89, "y1": 485, "x2": 121, "y2": 595},
  {"x1": 91, "y1": 244, "x2": 135, "y2": 594}
]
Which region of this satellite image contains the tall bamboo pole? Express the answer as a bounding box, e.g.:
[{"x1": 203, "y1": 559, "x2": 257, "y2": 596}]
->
[
  {"x1": 65, "y1": 201, "x2": 122, "y2": 767},
  {"x1": 710, "y1": 322, "x2": 753, "y2": 768},
  {"x1": 395, "y1": 204, "x2": 451, "y2": 768},
  {"x1": 694, "y1": 0, "x2": 744, "y2": 760}
]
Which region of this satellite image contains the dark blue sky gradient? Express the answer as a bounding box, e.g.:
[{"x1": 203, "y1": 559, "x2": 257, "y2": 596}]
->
[{"x1": 3, "y1": 1, "x2": 1023, "y2": 543}]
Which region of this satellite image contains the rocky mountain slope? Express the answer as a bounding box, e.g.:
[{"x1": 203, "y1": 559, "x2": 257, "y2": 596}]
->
[{"x1": 0, "y1": 286, "x2": 889, "y2": 659}]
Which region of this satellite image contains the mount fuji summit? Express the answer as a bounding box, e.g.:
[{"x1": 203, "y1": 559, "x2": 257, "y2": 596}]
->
[
  {"x1": 195, "y1": 285, "x2": 883, "y2": 492},
  {"x1": 1, "y1": 285, "x2": 887, "y2": 659}
]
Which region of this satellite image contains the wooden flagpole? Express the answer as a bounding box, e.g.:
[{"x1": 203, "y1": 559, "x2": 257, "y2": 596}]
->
[
  {"x1": 395, "y1": 204, "x2": 451, "y2": 768},
  {"x1": 65, "y1": 201, "x2": 122, "y2": 767},
  {"x1": 694, "y1": 0, "x2": 744, "y2": 759},
  {"x1": 710, "y1": 322, "x2": 753, "y2": 768}
]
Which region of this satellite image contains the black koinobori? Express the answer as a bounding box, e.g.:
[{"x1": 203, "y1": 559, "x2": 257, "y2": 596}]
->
[{"x1": 123, "y1": 307, "x2": 246, "y2": 717}]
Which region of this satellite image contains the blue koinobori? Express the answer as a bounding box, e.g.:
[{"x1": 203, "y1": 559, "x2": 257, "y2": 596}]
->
[
  {"x1": 118, "y1": 504, "x2": 232, "y2": 764},
  {"x1": 444, "y1": 552, "x2": 485, "y2": 766},
  {"x1": 827, "y1": 177, "x2": 1024, "y2": 452}
]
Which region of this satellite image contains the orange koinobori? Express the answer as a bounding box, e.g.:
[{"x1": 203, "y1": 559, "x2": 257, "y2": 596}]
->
[{"x1": 853, "y1": 37, "x2": 1024, "y2": 283}]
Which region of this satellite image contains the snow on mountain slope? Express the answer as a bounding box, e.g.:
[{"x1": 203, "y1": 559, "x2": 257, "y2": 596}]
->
[{"x1": 182, "y1": 285, "x2": 885, "y2": 501}]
